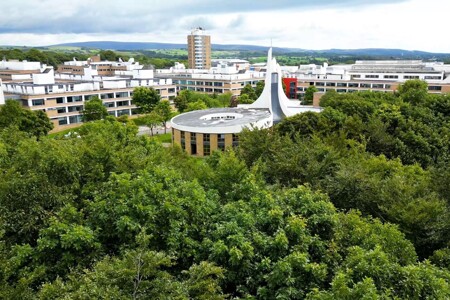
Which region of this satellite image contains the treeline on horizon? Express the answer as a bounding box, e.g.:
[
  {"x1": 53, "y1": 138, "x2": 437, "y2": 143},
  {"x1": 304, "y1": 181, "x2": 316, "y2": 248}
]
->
[
  {"x1": 0, "y1": 48, "x2": 182, "y2": 69},
  {"x1": 3, "y1": 47, "x2": 450, "y2": 69},
  {"x1": 0, "y1": 79, "x2": 450, "y2": 298}
]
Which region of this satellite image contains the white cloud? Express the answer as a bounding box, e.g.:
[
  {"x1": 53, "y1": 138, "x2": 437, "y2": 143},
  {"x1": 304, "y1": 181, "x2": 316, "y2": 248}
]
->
[{"x1": 0, "y1": 0, "x2": 448, "y2": 52}]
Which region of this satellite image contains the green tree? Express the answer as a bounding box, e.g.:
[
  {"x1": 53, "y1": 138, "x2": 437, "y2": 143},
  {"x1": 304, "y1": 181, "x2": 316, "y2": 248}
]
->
[
  {"x1": 98, "y1": 50, "x2": 118, "y2": 61},
  {"x1": 255, "y1": 81, "x2": 265, "y2": 98},
  {"x1": 304, "y1": 85, "x2": 318, "y2": 104},
  {"x1": 238, "y1": 94, "x2": 254, "y2": 104},
  {"x1": 144, "y1": 111, "x2": 162, "y2": 136},
  {"x1": 132, "y1": 87, "x2": 161, "y2": 114},
  {"x1": 173, "y1": 90, "x2": 193, "y2": 113},
  {"x1": 216, "y1": 92, "x2": 233, "y2": 107},
  {"x1": 0, "y1": 99, "x2": 53, "y2": 138},
  {"x1": 185, "y1": 100, "x2": 208, "y2": 112},
  {"x1": 398, "y1": 79, "x2": 428, "y2": 105},
  {"x1": 240, "y1": 84, "x2": 257, "y2": 100},
  {"x1": 81, "y1": 96, "x2": 108, "y2": 122},
  {"x1": 154, "y1": 100, "x2": 173, "y2": 134}
]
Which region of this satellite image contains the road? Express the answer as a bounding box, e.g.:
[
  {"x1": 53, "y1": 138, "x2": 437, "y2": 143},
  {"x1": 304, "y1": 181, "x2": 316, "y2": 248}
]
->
[{"x1": 137, "y1": 123, "x2": 171, "y2": 136}]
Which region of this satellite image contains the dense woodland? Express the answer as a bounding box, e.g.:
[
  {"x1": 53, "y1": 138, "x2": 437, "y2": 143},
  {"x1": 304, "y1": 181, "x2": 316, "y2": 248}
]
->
[
  {"x1": 0, "y1": 48, "x2": 180, "y2": 69},
  {"x1": 0, "y1": 80, "x2": 450, "y2": 298}
]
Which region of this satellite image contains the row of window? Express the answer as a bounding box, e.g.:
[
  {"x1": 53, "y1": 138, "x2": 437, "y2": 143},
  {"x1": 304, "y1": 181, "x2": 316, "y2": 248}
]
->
[
  {"x1": 179, "y1": 131, "x2": 239, "y2": 156},
  {"x1": 353, "y1": 74, "x2": 442, "y2": 80},
  {"x1": 175, "y1": 80, "x2": 224, "y2": 86},
  {"x1": 53, "y1": 108, "x2": 139, "y2": 126},
  {"x1": 308, "y1": 82, "x2": 392, "y2": 89}
]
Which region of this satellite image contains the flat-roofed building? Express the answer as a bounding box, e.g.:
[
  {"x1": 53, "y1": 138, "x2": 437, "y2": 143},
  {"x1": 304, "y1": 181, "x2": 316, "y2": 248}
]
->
[
  {"x1": 0, "y1": 58, "x2": 50, "y2": 82},
  {"x1": 2, "y1": 68, "x2": 176, "y2": 132},
  {"x1": 57, "y1": 56, "x2": 144, "y2": 78},
  {"x1": 284, "y1": 60, "x2": 450, "y2": 99},
  {"x1": 0, "y1": 79, "x2": 4, "y2": 105},
  {"x1": 156, "y1": 63, "x2": 265, "y2": 96},
  {"x1": 187, "y1": 27, "x2": 211, "y2": 69}
]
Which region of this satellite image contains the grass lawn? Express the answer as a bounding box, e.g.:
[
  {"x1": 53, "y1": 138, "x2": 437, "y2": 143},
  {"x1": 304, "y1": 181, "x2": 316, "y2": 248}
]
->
[
  {"x1": 150, "y1": 133, "x2": 172, "y2": 143},
  {"x1": 47, "y1": 127, "x2": 82, "y2": 138}
]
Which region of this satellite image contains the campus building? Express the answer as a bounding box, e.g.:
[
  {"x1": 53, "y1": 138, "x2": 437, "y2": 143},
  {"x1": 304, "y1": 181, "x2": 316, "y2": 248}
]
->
[
  {"x1": 156, "y1": 59, "x2": 265, "y2": 96},
  {"x1": 171, "y1": 49, "x2": 321, "y2": 156},
  {"x1": 284, "y1": 60, "x2": 450, "y2": 99},
  {"x1": 187, "y1": 27, "x2": 211, "y2": 69},
  {"x1": 0, "y1": 58, "x2": 49, "y2": 82},
  {"x1": 0, "y1": 79, "x2": 4, "y2": 105},
  {"x1": 57, "y1": 56, "x2": 144, "y2": 77},
  {"x1": 2, "y1": 64, "x2": 176, "y2": 132}
]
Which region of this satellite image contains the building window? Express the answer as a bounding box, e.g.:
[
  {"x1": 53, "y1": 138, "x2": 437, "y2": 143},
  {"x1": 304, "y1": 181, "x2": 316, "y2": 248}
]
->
[
  {"x1": 101, "y1": 93, "x2": 114, "y2": 99},
  {"x1": 115, "y1": 92, "x2": 128, "y2": 98},
  {"x1": 117, "y1": 109, "x2": 130, "y2": 116},
  {"x1": 32, "y1": 99, "x2": 45, "y2": 106},
  {"x1": 384, "y1": 75, "x2": 399, "y2": 79},
  {"x1": 116, "y1": 101, "x2": 129, "y2": 107},
  {"x1": 204, "y1": 133, "x2": 210, "y2": 142},
  {"x1": 56, "y1": 97, "x2": 64, "y2": 104},
  {"x1": 429, "y1": 86, "x2": 442, "y2": 91},
  {"x1": 68, "y1": 105, "x2": 83, "y2": 112},
  {"x1": 57, "y1": 107, "x2": 66, "y2": 114},
  {"x1": 360, "y1": 83, "x2": 371, "y2": 88},
  {"x1": 203, "y1": 144, "x2": 210, "y2": 156},
  {"x1": 218, "y1": 134, "x2": 225, "y2": 143},
  {"x1": 365, "y1": 75, "x2": 379, "y2": 78},
  {"x1": 58, "y1": 117, "x2": 68, "y2": 125},
  {"x1": 424, "y1": 76, "x2": 441, "y2": 80},
  {"x1": 348, "y1": 83, "x2": 358, "y2": 87},
  {"x1": 67, "y1": 96, "x2": 82, "y2": 102},
  {"x1": 218, "y1": 143, "x2": 225, "y2": 151},
  {"x1": 69, "y1": 115, "x2": 82, "y2": 124},
  {"x1": 84, "y1": 94, "x2": 97, "y2": 101},
  {"x1": 190, "y1": 132, "x2": 196, "y2": 142},
  {"x1": 232, "y1": 134, "x2": 239, "y2": 142},
  {"x1": 404, "y1": 75, "x2": 419, "y2": 79},
  {"x1": 104, "y1": 102, "x2": 115, "y2": 108},
  {"x1": 372, "y1": 84, "x2": 384, "y2": 89}
]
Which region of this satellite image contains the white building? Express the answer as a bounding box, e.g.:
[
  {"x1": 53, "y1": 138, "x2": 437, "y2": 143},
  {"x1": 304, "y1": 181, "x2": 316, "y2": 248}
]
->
[
  {"x1": 0, "y1": 79, "x2": 5, "y2": 105},
  {"x1": 2, "y1": 62, "x2": 176, "y2": 131},
  {"x1": 171, "y1": 48, "x2": 321, "y2": 156},
  {"x1": 285, "y1": 60, "x2": 450, "y2": 97}
]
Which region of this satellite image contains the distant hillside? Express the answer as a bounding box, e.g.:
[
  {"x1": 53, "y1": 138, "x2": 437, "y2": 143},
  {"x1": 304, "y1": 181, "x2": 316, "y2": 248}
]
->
[{"x1": 45, "y1": 41, "x2": 450, "y2": 59}]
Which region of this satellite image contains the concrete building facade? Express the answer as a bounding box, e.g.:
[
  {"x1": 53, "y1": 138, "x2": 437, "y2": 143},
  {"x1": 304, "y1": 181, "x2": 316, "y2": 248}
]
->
[
  {"x1": 284, "y1": 60, "x2": 450, "y2": 99},
  {"x1": 187, "y1": 27, "x2": 211, "y2": 69},
  {"x1": 2, "y1": 61, "x2": 176, "y2": 131}
]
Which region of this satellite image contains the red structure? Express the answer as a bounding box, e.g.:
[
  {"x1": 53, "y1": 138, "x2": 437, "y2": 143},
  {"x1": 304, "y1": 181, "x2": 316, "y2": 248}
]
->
[{"x1": 282, "y1": 77, "x2": 298, "y2": 99}]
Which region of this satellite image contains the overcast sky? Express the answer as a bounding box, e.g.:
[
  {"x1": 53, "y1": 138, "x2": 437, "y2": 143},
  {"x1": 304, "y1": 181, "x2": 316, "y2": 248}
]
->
[{"x1": 0, "y1": 0, "x2": 449, "y2": 52}]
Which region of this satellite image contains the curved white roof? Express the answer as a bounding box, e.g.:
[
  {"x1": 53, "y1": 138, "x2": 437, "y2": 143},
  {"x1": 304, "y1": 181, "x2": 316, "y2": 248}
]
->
[{"x1": 171, "y1": 107, "x2": 272, "y2": 134}]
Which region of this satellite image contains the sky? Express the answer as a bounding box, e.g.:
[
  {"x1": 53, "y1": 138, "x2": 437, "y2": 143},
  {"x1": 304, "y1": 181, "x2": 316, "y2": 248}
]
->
[{"x1": 0, "y1": 0, "x2": 449, "y2": 53}]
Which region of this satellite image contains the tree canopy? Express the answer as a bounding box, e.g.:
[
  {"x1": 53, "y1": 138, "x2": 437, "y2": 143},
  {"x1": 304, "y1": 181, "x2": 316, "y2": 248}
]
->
[
  {"x1": 0, "y1": 99, "x2": 53, "y2": 138},
  {"x1": 81, "y1": 96, "x2": 108, "y2": 122},
  {"x1": 132, "y1": 87, "x2": 161, "y2": 114},
  {"x1": 1, "y1": 80, "x2": 450, "y2": 298}
]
